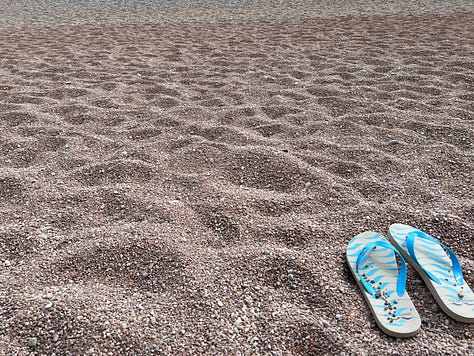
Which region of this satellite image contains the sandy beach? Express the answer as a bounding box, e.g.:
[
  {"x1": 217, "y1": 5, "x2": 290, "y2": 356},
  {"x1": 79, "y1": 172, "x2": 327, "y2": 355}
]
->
[{"x1": 0, "y1": 1, "x2": 473, "y2": 354}]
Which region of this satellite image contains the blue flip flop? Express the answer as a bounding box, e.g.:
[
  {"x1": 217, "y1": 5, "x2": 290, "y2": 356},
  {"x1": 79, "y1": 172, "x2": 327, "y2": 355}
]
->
[
  {"x1": 347, "y1": 231, "x2": 420, "y2": 337},
  {"x1": 389, "y1": 224, "x2": 474, "y2": 323}
]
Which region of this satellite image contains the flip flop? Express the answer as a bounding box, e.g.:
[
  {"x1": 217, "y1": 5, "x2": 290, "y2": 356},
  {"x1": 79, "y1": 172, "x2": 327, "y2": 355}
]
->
[
  {"x1": 388, "y1": 224, "x2": 474, "y2": 323},
  {"x1": 346, "y1": 231, "x2": 420, "y2": 337}
]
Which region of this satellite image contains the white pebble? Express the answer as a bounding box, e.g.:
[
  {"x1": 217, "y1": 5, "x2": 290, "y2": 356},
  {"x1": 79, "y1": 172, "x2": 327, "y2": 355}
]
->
[
  {"x1": 28, "y1": 337, "x2": 38, "y2": 347},
  {"x1": 319, "y1": 318, "x2": 330, "y2": 327}
]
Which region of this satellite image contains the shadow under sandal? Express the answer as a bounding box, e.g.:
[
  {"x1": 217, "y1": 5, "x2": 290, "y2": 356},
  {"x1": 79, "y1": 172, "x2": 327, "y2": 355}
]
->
[
  {"x1": 389, "y1": 223, "x2": 474, "y2": 323},
  {"x1": 347, "y1": 231, "x2": 421, "y2": 337}
]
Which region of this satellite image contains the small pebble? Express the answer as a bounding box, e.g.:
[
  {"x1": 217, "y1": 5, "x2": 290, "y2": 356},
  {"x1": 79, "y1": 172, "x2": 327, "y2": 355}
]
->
[
  {"x1": 319, "y1": 318, "x2": 330, "y2": 328},
  {"x1": 53, "y1": 333, "x2": 59, "y2": 342},
  {"x1": 28, "y1": 337, "x2": 38, "y2": 347}
]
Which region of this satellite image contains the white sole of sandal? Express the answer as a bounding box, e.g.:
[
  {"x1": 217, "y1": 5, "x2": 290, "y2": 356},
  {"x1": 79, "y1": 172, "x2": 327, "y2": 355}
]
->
[
  {"x1": 388, "y1": 223, "x2": 474, "y2": 323},
  {"x1": 347, "y1": 231, "x2": 420, "y2": 337}
]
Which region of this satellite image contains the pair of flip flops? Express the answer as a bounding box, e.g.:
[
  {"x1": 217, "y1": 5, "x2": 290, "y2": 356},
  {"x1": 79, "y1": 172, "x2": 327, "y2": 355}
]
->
[{"x1": 347, "y1": 223, "x2": 473, "y2": 338}]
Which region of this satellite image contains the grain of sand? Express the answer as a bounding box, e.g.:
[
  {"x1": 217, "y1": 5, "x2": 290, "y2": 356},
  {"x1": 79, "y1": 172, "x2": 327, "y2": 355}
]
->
[{"x1": 0, "y1": 3, "x2": 473, "y2": 354}]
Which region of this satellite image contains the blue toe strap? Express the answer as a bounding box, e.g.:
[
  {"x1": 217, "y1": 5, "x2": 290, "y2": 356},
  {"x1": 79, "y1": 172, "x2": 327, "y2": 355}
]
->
[
  {"x1": 407, "y1": 230, "x2": 464, "y2": 286},
  {"x1": 356, "y1": 238, "x2": 407, "y2": 297}
]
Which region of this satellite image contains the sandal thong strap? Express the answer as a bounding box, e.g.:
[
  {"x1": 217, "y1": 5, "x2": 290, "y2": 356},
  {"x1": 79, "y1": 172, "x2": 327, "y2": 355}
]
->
[
  {"x1": 406, "y1": 230, "x2": 464, "y2": 286},
  {"x1": 356, "y1": 238, "x2": 407, "y2": 297}
]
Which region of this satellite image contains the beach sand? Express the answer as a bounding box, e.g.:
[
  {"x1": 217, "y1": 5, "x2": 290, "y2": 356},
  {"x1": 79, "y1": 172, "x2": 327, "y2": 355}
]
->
[{"x1": 0, "y1": 8, "x2": 473, "y2": 354}]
